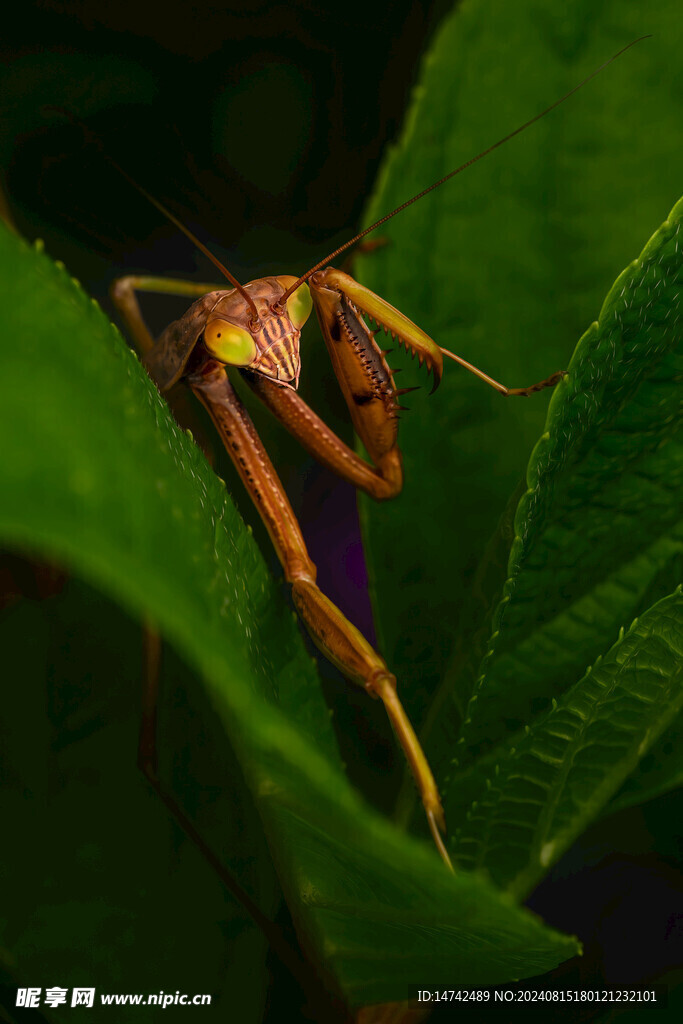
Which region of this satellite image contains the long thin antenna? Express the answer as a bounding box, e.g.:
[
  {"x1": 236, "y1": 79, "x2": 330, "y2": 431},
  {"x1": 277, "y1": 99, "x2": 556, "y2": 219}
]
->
[
  {"x1": 279, "y1": 36, "x2": 649, "y2": 305},
  {"x1": 48, "y1": 107, "x2": 261, "y2": 326}
]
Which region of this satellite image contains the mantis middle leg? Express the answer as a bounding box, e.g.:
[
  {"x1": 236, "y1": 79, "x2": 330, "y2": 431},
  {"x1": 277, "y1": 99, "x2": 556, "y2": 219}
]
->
[{"x1": 187, "y1": 361, "x2": 450, "y2": 867}]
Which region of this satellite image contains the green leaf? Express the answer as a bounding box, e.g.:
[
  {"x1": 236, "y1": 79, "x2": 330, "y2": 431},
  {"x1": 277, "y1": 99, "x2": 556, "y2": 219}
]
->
[
  {"x1": 449, "y1": 590, "x2": 683, "y2": 899},
  {"x1": 356, "y1": 0, "x2": 683, "y2": 739},
  {"x1": 608, "y1": 714, "x2": 683, "y2": 815},
  {"x1": 451, "y1": 194, "x2": 682, "y2": 768},
  {"x1": 0, "y1": 225, "x2": 578, "y2": 1005}
]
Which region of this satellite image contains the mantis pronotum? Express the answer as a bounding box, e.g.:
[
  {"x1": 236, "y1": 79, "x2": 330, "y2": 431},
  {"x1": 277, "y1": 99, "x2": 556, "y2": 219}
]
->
[{"x1": 81, "y1": 38, "x2": 645, "y2": 870}]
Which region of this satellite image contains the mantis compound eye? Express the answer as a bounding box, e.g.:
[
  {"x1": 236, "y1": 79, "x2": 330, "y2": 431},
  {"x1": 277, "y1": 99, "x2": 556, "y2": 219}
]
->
[
  {"x1": 274, "y1": 278, "x2": 313, "y2": 329},
  {"x1": 286, "y1": 282, "x2": 312, "y2": 329},
  {"x1": 203, "y1": 319, "x2": 257, "y2": 366}
]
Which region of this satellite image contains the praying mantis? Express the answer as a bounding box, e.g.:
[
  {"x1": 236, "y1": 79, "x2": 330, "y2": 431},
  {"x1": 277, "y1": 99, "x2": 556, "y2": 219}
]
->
[{"x1": 79, "y1": 38, "x2": 646, "y2": 871}]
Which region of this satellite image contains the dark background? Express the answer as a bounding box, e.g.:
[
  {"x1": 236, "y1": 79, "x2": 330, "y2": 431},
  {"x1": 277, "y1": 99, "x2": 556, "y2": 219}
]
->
[
  {"x1": 1, "y1": 2, "x2": 682, "y2": 1021},
  {"x1": 1, "y1": 0, "x2": 451, "y2": 663},
  {"x1": 2, "y1": 0, "x2": 449, "y2": 303}
]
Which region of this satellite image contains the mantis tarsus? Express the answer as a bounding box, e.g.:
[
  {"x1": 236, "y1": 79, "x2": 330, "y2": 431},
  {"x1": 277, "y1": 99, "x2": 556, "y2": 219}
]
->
[{"x1": 90, "y1": 37, "x2": 646, "y2": 871}]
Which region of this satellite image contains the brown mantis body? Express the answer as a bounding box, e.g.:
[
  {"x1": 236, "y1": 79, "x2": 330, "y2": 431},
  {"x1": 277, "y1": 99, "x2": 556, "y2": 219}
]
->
[
  {"x1": 112, "y1": 260, "x2": 561, "y2": 867},
  {"x1": 100, "y1": 38, "x2": 644, "y2": 869}
]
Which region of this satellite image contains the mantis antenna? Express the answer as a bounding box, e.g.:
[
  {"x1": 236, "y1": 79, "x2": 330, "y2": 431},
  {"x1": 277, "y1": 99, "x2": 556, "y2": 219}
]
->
[{"x1": 278, "y1": 35, "x2": 650, "y2": 305}]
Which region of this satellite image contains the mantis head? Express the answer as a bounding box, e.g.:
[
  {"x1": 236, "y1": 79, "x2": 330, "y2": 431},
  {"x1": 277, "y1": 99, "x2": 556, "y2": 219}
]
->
[{"x1": 203, "y1": 276, "x2": 312, "y2": 390}]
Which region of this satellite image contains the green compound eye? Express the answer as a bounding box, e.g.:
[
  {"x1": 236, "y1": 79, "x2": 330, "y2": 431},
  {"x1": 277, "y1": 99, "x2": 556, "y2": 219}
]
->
[
  {"x1": 285, "y1": 283, "x2": 312, "y2": 329},
  {"x1": 204, "y1": 319, "x2": 257, "y2": 366}
]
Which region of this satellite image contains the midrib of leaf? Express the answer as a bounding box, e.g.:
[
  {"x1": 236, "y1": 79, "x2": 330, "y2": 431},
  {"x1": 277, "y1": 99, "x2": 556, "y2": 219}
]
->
[
  {"x1": 475, "y1": 523, "x2": 682, "y2": 709},
  {"x1": 451, "y1": 590, "x2": 683, "y2": 898}
]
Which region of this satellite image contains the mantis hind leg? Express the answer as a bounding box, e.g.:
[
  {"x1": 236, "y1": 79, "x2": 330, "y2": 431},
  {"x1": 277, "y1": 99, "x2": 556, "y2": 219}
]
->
[
  {"x1": 137, "y1": 626, "x2": 342, "y2": 1015},
  {"x1": 137, "y1": 621, "x2": 272, "y2": 917}
]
